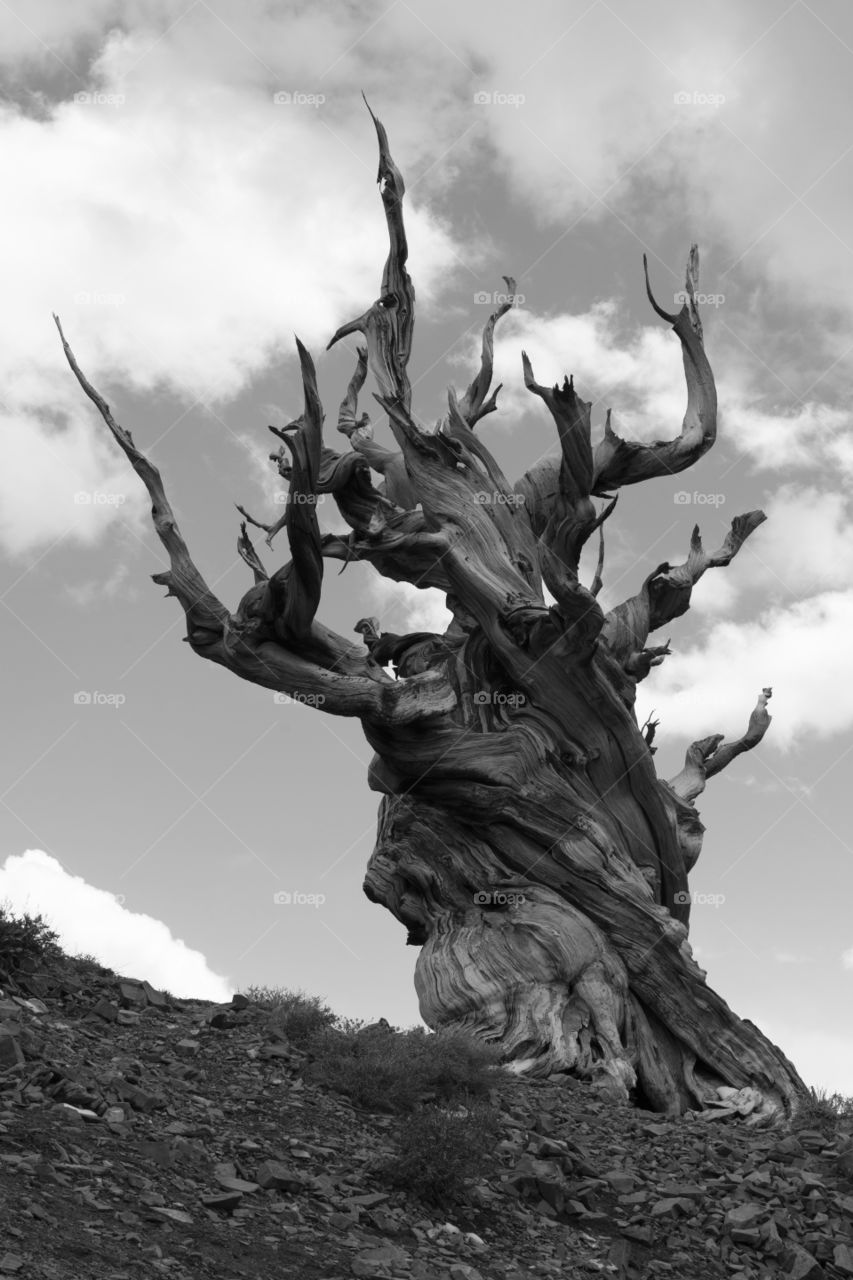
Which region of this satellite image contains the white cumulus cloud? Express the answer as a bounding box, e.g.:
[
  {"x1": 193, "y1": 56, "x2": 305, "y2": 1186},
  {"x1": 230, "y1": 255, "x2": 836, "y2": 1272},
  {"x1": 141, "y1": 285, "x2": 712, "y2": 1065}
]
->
[{"x1": 0, "y1": 849, "x2": 232, "y2": 1000}]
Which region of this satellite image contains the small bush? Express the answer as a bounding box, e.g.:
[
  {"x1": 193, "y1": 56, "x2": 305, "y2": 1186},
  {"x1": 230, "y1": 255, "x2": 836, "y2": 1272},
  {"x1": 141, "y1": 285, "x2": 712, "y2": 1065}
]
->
[
  {"x1": 378, "y1": 1099, "x2": 500, "y2": 1208},
  {"x1": 306, "y1": 1023, "x2": 503, "y2": 1114},
  {"x1": 244, "y1": 986, "x2": 338, "y2": 1046},
  {"x1": 0, "y1": 902, "x2": 62, "y2": 980},
  {"x1": 795, "y1": 1087, "x2": 853, "y2": 1135}
]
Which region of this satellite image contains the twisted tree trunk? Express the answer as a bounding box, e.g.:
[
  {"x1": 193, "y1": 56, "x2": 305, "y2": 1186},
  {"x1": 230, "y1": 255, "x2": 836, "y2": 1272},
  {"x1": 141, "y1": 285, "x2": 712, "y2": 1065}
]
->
[{"x1": 56, "y1": 102, "x2": 806, "y2": 1120}]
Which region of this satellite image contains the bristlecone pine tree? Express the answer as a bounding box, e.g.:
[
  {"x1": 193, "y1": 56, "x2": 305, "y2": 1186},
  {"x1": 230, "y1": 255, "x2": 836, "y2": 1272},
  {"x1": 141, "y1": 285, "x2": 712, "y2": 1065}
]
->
[{"x1": 56, "y1": 105, "x2": 806, "y2": 1120}]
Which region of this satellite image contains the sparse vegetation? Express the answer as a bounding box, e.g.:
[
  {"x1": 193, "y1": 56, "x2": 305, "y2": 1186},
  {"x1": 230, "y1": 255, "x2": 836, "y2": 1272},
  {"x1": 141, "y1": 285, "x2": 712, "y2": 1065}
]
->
[
  {"x1": 0, "y1": 902, "x2": 62, "y2": 981},
  {"x1": 378, "y1": 1099, "x2": 501, "y2": 1208},
  {"x1": 305, "y1": 1022, "x2": 505, "y2": 1114},
  {"x1": 244, "y1": 985, "x2": 338, "y2": 1046},
  {"x1": 793, "y1": 1086, "x2": 853, "y2": 1135}
]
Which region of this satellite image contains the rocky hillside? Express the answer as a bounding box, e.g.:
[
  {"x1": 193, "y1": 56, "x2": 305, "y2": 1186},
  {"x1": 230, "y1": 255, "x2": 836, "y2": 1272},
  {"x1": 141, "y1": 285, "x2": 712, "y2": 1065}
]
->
[{"x1": 2, "y1": 944, "x2": 853, "y2": 1280}]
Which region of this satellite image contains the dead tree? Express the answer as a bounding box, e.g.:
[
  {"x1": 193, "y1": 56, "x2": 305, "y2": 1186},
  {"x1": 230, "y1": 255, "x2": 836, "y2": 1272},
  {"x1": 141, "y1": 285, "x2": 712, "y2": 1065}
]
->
[{"x1": 56, "y1": 105, "x2": 806, "y2": 1119}]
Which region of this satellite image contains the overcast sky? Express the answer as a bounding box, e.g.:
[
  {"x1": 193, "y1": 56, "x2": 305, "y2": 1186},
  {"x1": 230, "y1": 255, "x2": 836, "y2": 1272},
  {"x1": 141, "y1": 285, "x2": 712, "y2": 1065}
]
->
[{"x1": 1, "y1": 0, "x2": 852, "y2": 1093}]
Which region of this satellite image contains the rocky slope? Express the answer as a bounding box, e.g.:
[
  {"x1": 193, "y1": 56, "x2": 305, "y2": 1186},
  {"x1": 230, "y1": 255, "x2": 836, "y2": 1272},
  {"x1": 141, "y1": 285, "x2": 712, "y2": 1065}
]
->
[{"x1": 1, "y1": 955, "x2": 853, "y2": 1280}]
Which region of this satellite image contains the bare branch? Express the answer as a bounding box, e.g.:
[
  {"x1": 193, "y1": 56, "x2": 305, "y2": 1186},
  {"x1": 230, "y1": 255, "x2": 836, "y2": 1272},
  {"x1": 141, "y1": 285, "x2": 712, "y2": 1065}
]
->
[
  {"x1": 601, "y1": 511, "x2": 765, "y2": 669},
  {"x1": 327, "y1": 99, "x2": 415, "y2": 409},
  {"x1": 459, "y1": 276, "x2": 516, "y2": 425},
  {"x1": 667, "y1": 688, "x2": 773, "y2": 803},
  {"x1": 592, "y1": 246, "x2": 717, "y2": 492},
  {"x1": 237, "y1": 521, "x2": 268, "y2": 584},
  {"x1": 53, "y1": 314, "x2": 230, "y2": 649}
]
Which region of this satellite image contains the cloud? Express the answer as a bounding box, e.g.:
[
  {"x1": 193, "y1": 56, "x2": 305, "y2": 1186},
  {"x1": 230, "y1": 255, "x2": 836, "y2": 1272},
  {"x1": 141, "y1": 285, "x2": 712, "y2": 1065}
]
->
[
  {"x1": 0, "y1": 849, "x2": 232, "y2": 1000},
  {"x1": 635, "y1": 589, "x2": 853, "y2": 750},
  {"x1": 0, "y1": 16, "x2": 461, "y2": 557},
  {"x1": 366, "y1": 578, "x2": 452, "y2": 634}
]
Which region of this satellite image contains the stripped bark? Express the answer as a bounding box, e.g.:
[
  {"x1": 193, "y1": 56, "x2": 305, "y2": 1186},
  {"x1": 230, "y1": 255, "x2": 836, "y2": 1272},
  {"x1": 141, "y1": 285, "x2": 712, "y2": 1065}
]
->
[{"x1": 59, "y1": 105, "x2": 806, "y2": 1121}]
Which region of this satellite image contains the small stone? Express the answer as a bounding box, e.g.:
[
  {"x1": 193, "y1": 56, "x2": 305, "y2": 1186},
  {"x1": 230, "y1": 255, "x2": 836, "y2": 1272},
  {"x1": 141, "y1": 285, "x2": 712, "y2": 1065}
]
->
[
  {"x1": 148, "y1": 1206, "x2": 193, "y2": 1225},
  {"x1": 141, "y1": 981, "x2": 169, "y2": 1008},
  {"x1": 231, "y1": 993, "x2": 250, "y2": 1010},
  {"x1": 255, "y1": 1161, "x2": 307, "y2": 1192},
  {"x1": 650, "y1": 1197, "x2": 691, "y2": 1218},
  {"x1": 834, "y1": 1244, "x2": 853, "y2": 1275},
  {"x1": 92, "y1": 998, "x2": 118, "y2": 1022},
  {"x1": 0, "y1": 1033, "x2": 24, "y2": 1070},
  {"x1": 725, "y1": 1202, "x2": 765, "y2": 1229},
  {"x1": 0, "y1": 1255, "x2": 24, "y2": 1274},
  {"x1": 767, "y1": 1136, "x2": 805, "y2": 1162},
  {"x1": 139, "y1": 1139, "x2": 174, "y2": 1167},
  {"x1": 118, "y1": 981, "x2": 147, "y2": 1008},
  {"x1": 621, "y1": 1225, "x2": 652, "y2": 1244},
  {"x1": 202, "y1": 1191, "x2": 242, "y2": 1213},
  {"x1": 786, "y1": 1244, "x2": 824, "y2": 1279},
  {"x1": 603, "y1": 1169, "x2": 636, "y2": 1194},
  {"x1": 216, "y1": 1175, "x2": 260, "y2": 1194},
  {"x1": 116, "y1": 1010, "x2": 140, "y2": 1026},
  {"x1": 175, "y1": 1039, "x2": 199, "y2": 1055}
]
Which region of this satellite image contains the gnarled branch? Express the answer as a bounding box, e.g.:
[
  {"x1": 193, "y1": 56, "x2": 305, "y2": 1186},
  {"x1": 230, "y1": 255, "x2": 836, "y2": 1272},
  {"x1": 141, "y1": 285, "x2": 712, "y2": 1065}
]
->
[
  {"x1": 592, "y1": 246, "x2": 717, "y2": 492},
  {"x1": 668, "y1": 688, "x2": 773, "y2": 803}
]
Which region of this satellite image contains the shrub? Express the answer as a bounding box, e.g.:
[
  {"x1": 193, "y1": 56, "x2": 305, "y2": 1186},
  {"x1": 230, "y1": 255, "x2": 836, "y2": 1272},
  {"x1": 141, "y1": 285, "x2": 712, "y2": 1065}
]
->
[
  {"x1": 244, "y1": 986, "x2": 338, "y2": 1046},
  {"x1": 795, "y1": 1086, "x2": 853, "y2": 1135},
  {"x1": 0, "y1": 902, "x2": 62, "y2": 980},
  {"x1": 378, "y1": 1099, "x2": 500, "y2": 1208},
  {"x1": 306, "y1": 1023, "x2": 504, "y2": 1114}
]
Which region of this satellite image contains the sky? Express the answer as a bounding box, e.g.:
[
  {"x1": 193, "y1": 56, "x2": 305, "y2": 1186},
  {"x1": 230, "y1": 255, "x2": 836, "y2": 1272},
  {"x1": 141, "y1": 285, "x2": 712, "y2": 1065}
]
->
[{"x1": 0, "y1": 0, "x2": 852, "y2": 1093}]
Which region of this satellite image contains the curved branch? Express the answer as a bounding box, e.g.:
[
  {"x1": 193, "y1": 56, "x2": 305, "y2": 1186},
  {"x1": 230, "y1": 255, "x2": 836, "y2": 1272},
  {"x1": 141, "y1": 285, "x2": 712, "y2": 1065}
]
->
[
  {"x1": 458, "y1": 276, "x2": 516, "y2": 426},
  {"x1": 53, "y1": 314, "x2": 230, "y2": 648},
  {"x1": 592, "y1": 246, "x2": 717, "y2": 492},
  {"x1": 600, "y1": 511, "x2": 765, "y2": 667},
  {"x1": 327, "y1": 98, "x2": 415, "y2": 410},
  {"x1": 668, "y1": 687, "x2": 773, "y2": 802},
  {"x1": 56, "y1": 316, "x2": 455, "y2": 725}
]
